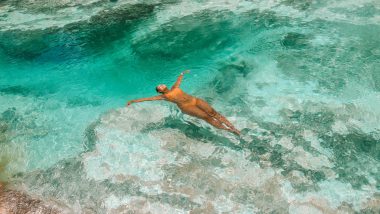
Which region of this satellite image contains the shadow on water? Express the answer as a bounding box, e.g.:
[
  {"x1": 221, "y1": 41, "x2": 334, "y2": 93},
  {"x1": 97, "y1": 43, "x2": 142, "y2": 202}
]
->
[{"x1": 141, "y1": 115, "x2": 243, "y2": 152}]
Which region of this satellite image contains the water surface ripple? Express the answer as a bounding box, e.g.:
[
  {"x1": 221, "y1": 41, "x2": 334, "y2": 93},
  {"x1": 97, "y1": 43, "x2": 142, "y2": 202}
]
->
[{"x1": 0, "y1": 0, "x2": 379, "y2": 213}]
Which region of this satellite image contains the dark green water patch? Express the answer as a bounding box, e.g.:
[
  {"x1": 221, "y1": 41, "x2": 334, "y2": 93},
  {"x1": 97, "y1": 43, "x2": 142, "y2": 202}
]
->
[
  {"x1": 250, "y1": 104, "x2": 379, "y2": 190},
  {"x1": 320, "y1": 131, "x2": 379, "y2": 189},
  {"x1": 1, "y1": 107, "x2": 18, "y2": 125},
  {"x1": 269, "y1": 144, "x2": 288, "y2": 167},
  {"x1": 0, "y1": 85, "x2": 57, "y2": 97},
  {"x1": 321, "y1": 130, "x2": 380, "y2": 162},
  {"x1": 278, "y1": 106, "x2": 336, "y2": 135},
  {"x1": 0, "y1": 122, "x2": 7, "y2": 134},
  {"x1": 243, "y1": 126, "x2": 327, "y2": 189},
  {"x1": 281, "y1": 32, "x2": 311, "y2": 49},
  {"x1": 66, "y1": 97, "x2": 102, "y2": 107},
  {"x1": 83, "y1": 120, "x2": 100, "y2": 152},
  {"x1": 373, "y1": 68, "x2": 380, "y2": 92},
  {"x1": 210, "y1": 62, "x2": 252, "y2": 95},
  {"x1": 282, "y1": 0, "x2": 313, "y2": 11},
  {"x1": 0, "y1": 29, "x2": 53, "y2": 60},
  {"x1": 131, "y1": 11, "x2": 235, "y2": 59},
  {"x1": 241, "y1": 110, "x2": 376, "y2": 190},
  {"x1": 0, "y1": 3, "x2": 157, "y2": 61},
  {"x1": 0, "y1": 107, "x2": 50, "y2": 143},
  {"x1": 72, "y1": 3, "x2": 156, "y2": 51},
  {"x1": 281, "y1": 162, "x2": 326, "y2": 188}
]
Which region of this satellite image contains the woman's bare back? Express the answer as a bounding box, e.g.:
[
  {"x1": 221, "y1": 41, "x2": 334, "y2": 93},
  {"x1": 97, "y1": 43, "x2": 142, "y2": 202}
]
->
[{"x1": 164, "y1": 88, "x2": 195, "y2": 105}]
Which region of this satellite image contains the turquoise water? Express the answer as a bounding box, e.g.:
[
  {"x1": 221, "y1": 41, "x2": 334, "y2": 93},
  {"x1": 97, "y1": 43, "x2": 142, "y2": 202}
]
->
[{"x1": 0, "y1": 0, "x2": 379, "y2": 212}]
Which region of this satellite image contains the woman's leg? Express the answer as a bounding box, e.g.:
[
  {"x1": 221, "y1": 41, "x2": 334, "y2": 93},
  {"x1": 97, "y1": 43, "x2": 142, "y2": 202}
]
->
[
  {"x1": 204, "y1": 117, "x2": 235, "y2": 133},
  {"x1": 196, "y1": 99, "x2": 239, "y2": 132},
  {"x1": 179, "y1": 103, "x2": 239, "y2": 135}
]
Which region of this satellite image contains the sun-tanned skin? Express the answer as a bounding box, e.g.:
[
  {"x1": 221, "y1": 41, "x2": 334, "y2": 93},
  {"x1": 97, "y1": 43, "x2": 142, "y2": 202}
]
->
[{"x1": 127, "y1": 70, "x2": 240, "y2": 135}]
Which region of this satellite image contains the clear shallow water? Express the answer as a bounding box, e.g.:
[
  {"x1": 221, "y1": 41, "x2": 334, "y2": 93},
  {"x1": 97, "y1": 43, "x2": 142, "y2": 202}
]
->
[{"x1": 0, "y1": 0, "x2": 379, "y2": 213}]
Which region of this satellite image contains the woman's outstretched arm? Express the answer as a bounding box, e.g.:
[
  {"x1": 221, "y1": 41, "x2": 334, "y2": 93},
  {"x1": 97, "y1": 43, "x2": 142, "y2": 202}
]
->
[
  {"x1": 127, "y1": 95, "x2": 164, "y2": 106},
  {"x1": 171, "y1": 70, "x2": 190, "y2": 89}
]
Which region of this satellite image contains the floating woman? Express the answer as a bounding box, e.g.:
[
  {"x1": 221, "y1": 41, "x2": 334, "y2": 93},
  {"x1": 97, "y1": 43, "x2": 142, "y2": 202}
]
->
[{"x1": 127, "y1": 70, "x2": 240, "y2": 135}]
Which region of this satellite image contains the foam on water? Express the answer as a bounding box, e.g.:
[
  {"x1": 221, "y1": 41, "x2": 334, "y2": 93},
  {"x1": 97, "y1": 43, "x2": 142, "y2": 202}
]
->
[{"x1": 83, "y1": 105, "x2": 177, "y2": 182}]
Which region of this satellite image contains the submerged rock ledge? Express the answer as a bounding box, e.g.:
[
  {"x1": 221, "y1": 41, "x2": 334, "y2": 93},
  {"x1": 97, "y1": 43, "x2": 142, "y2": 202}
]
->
[{"x1": 0, "y1": 183, "x2": 67, "y2": 214}]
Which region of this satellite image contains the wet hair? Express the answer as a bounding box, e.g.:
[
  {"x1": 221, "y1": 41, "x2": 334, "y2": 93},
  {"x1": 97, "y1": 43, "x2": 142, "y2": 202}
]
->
[{"x1": 156, "y1": 84, "x2": 166, "y2": 93}]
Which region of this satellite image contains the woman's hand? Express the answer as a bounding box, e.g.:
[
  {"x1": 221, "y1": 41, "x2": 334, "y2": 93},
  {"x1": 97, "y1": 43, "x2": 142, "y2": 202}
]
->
[
  {"x1": 126, "y1": 101, "x2": 133, "y2": 106},
  {"x1": 181, "y1": 70, "x2": 190, "y2": 75}
]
